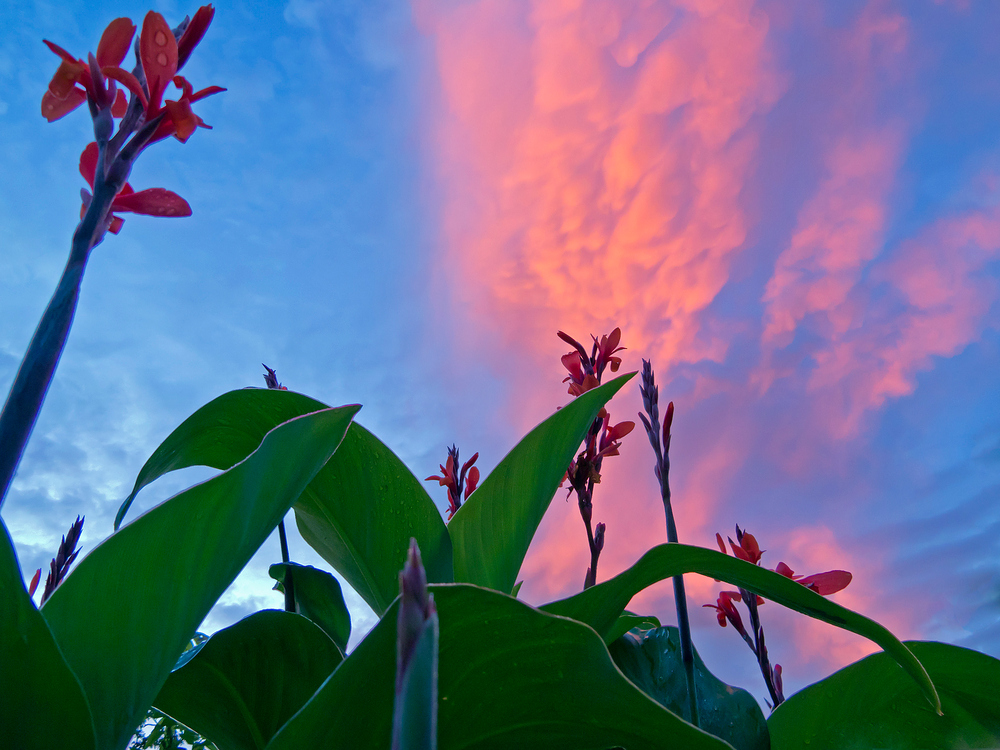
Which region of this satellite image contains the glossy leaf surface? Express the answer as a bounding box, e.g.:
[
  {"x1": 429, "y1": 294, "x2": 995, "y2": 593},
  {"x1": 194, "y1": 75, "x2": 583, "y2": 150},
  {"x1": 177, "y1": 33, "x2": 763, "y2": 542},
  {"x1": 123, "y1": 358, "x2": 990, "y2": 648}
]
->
[
  {"x1": 268, "y1": 562, "x2": 351, "y2": 652},
  {"x1": 42, "y1": 405, "x2": 359, "y2": 750},
  {"x1": 114, "y1": 388, "x2": 451, "y2": 615},
  {"x1": 293, "y1": 420, "x2": 452, "y2": 615},
  {"x1": 0, "y1": 520, "x2": 95, "y2": 749},
  {"x1": 610, "y1": 626, "x2": 768, "y2": 750},
  {"x1": 267, "y1": 583, "x2": 730, "y2": 750},
  {"x1": 769, "y1": 641, "x2": 1000, "y2": 749},
  {"x1": 155, "y1": 610, "x2": 344, "y2": 750},
  {"x1": 448, "y1": 374, "x2": 633, "y2": 593},
  {"x1": 606, "y1": 611, "x2": 661, "y2": 644},
  {"x1": 541, "y1": 543, "x2": 940, "y2": 713}
]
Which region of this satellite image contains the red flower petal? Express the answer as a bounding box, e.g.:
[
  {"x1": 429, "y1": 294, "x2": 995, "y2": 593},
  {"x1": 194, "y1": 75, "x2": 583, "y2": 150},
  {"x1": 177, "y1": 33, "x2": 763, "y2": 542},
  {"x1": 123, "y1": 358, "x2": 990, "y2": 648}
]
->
[
  {"x1": 465, "y1": 466, "x2": 480, "y2": 498},
  {"x1": 740, "y1": 532, "x2": 762, "y2": 563},
  {"x1": 716, "y1": 533, "x2": 727, "y2": 555},
  {"x1": 607, "y1": 420, "x2": 635, "y2": 442},
  {"x1": 103, "y1": 66, "x2": 148, "y2": 107},
  {"x1": 111, "y1": 88, "x2": 128, "y2": 118},
  {"x1": 605, "y1": 327, "x2": 621, "y2": 353},
  {"x1": 47, "y1": 58, "x2": 88, "y2": 99},
  {"x1": 139, "y1": 11, "x2": 178, "y2": 113},
  {"x1": 108, "y1": 214, "x2": 125, "y2": 234},
  {"x1": 172, "y1": 75, "x2": 194, "y2": 99},
  {"x1": 798, "y1": 570, "x2": 852, "y2": 596},
  {"x1": 79, "y1": 142, "x2": 99, "y2": 188},
  {"x1": 774, "y1": 561, "x2": 798, "y2": 579},
  {"x1": 177, "y1": 4, "x2": 215, "y2": 70},
  {"x1": 96, "y1": 18, "x2": 136, "y2": 68},
  {"x1": 28, "y1": 568, "x2": 42, "y2": 597},
  {"x1": 460, "y1": 452, "x2": 479, "y2": 476},
  {"x1": 189, "y1": 84, "x2": 226, "y2": 102},
  {"x1": 41, "y1": 87, "x2": 86, "y2": 122},
  {"x1": 164, "y1": 99, "x2": 201, "y2": 142},
  {"x1": 43, "y1": 39, "x2": 80, "y2": 64},
  {"x1": 112, "y1": 188, "x2": 191, "y2": 217}
]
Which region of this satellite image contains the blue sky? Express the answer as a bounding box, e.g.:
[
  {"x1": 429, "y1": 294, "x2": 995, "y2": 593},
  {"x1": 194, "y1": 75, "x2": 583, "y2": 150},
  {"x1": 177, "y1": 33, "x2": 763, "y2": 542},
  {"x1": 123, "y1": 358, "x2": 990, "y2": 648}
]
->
[{"x1": 2, "y1": 0, "x2": 999, "y2": 708}]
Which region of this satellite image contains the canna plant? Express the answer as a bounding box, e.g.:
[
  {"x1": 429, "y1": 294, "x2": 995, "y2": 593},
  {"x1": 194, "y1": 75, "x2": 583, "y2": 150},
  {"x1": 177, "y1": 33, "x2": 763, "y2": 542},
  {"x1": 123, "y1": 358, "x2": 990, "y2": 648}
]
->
[{"x1": 3, "y1": 6, "x2": 1000, "y2": 750}]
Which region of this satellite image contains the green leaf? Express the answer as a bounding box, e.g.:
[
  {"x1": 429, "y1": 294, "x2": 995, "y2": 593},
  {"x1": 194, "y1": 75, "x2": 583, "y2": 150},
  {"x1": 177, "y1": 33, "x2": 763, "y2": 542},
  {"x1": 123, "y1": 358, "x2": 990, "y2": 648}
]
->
[
  {"x1": 448, "y1": 374, "x2": 634, "y2": 593},
  {"x1": 541, "y1": 543, "x2": 941, "y2": 714},
  {"x1": 293, "y1": 420, "x2": 452, "y2": 615},
  {"x1": 268, "y1": 562, "x2": 351, "y2": 652},
  {"x1": 610, "y1": 626, "x2": 768, "y2": 750},
  {"x1": 393, "y1": 611, "x2": 438, "y2": 750},
  {"x1": 605, "y1": 611, "x2": 661, "y2": 644},
  {"x1": 769, "y1": 641, "x2": 1000, "y2": 749},
  {"x1": 0, "y1": 520, "x2": 95, "y2": 749},
  {"x1": 154, "y1": 610, "x2": 344, "y2": 750},
  {"x1": 41, "y1": 405, "x2": 359, "y2": 750},
  {"x1": 115, "y1": 388, "x2": 451, "y2": 616},
  {"x1": 266, "y1": 583, "x2": 732, "y2": 750}
]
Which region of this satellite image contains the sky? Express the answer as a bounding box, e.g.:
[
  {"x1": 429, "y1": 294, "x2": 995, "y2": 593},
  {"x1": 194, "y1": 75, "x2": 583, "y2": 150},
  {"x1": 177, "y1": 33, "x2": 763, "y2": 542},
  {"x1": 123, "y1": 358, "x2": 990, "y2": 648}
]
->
[{"x1": 1, "y1": 0, "x2": 999, "y2": 710}]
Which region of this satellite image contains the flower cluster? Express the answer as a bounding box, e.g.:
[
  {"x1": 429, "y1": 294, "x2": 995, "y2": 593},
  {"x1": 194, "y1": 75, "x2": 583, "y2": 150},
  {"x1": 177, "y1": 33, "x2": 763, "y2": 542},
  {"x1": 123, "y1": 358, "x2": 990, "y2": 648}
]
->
[
  {"x1": 262, "y1": 364, "x2": 288, "y2": 391},
  {"x1": 559, "y1": 327, "x2": 625, "y2": 397},
  {"x1": 426, "y1": 445, "x2": 479, "y2": 520},
  {"x1": 706, "y1": 525, "x2": 852, "y2": 708},
  {"x1": 27, "y1": 515, "x2": 85, "y2": 605},
  {"x1": 558, "y1": 327, "x2": 633, "y2": 589},
  {"x1": 41, "y1": 7, "x2": 223, "y2": 237}
]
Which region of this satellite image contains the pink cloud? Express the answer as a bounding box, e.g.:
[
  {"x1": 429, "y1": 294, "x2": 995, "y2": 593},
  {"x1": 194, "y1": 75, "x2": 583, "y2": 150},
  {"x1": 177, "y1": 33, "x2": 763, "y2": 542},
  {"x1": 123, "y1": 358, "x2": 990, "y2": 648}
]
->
[
  {"x1": 415, "y1": 0, "x2": 784, "y2": 391},
  {"x1": 413, "y1": 0, "x2": 1000, "y2": 695}
]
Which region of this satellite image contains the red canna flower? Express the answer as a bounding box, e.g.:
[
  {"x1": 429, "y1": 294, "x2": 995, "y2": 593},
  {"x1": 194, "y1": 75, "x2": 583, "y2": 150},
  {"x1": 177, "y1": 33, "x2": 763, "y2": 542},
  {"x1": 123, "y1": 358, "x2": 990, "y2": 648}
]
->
[
  {"x1": 596, "y1": 412, "x2": 635, "y2": 460},
  {"x1": 774, "y1": 561, "x2": 852, "y2": 596},
  {"x1": 704, "y1": 590, "x2": 751, "y2": 640},
  {"x1": 592, "y1": 327, "x2": 625, "y2": 376},
  {"x1": 561, "y1": 351, "x2": 599, "y2": 397},
  {"x1": 426, "y1": 446, "x2": 479, "y2": 520},
  {"x1": 41, "y1": 17, "x2": 135, "y2": 121},
  {"x1": 716, "y1": 526, "x2": 764, "y2": 565},
  {"x1": 78, "y1": 142, "x2": 190, "y2": 234},
  {"x1": 43, "y1": 7, "x2": 224, "y2": 144}
]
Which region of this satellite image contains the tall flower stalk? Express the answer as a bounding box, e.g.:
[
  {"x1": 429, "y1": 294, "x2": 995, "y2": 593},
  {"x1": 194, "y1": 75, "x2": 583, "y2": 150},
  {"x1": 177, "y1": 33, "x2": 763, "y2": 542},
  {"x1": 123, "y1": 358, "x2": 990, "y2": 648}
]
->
[
  {"x1": 637, "y1": 359, "x2": 698, "y2": 727},
  {"x1": 558, "y1": 328, "x2": 633, "y2": 588},
  {"x1": 263, "y1": 364, "x2": 296, "y2": 613},
  {"x1": 0, "y1": 7, "x2": 223, "y2": 506},
  {"x1": 708, "y1": 525, "x2": 853, "y2": 708}
]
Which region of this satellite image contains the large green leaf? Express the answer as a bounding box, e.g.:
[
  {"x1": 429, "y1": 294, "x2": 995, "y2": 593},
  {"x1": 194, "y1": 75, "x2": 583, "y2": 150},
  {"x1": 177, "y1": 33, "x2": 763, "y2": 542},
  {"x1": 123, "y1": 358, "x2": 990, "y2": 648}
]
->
[
  {"x1": 610, "y1": 626, "x2": 768, "y2": 750},
  {"x1": 114, "y1": 388, "x2": 451, "y2": 615},
  {"x1": 769, "y1": 641, "x2": 1000, "y2": 749},
  {"x1": 0, "y1": 520, "x2": 96, "y2": 749},
  {"x1": 268, "y1": 562, "x2": 351, "y2": 652},
  {"x1": 293, "y1": 420, "x2": 452, "y2": 615},
  {"x1": 266, "y1": 583, "x2": 731, "y2": 750},
  {"x1": 41, "y1": 405, "x2": 359, "y2": 750},
  {"x1": 448, "y1": 374, "x2": 634, "y2": 593},
  {"x1": 541, "y1": 543, "x2": 941, "y2": 714},
  {"x1": 154, "y1": 609, "x2": 343, "y2": 750}
]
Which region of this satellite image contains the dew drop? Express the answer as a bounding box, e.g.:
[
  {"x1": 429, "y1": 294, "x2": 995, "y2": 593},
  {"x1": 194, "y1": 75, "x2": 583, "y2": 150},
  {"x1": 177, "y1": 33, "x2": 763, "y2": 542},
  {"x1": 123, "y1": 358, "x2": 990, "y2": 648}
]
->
[
  {"x1": 157, "y1": 52, "x2": 168, "y2": 66},
  {"x1": 155, "y1": 31, "x2": 168, "y2": 46}
]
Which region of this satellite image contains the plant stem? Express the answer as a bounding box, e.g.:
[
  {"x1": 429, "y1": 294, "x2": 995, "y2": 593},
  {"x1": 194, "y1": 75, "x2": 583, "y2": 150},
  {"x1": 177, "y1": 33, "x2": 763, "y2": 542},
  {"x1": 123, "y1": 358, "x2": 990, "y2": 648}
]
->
[
  {"x1": 0, "y1": 174, "x2": 118, "y2": 506},
  {"x1": 278, "y1": 518, "x2": 295, "y2": 613},
  {"x1": 742, "y1": 587, "x2": 783, "y2": 708},
  {"x1": 662, "y1": 474, "x2": 699, "y2": 727},
  {"x1": 639, "y1": 360, "x2": 698, "y2": 727}
]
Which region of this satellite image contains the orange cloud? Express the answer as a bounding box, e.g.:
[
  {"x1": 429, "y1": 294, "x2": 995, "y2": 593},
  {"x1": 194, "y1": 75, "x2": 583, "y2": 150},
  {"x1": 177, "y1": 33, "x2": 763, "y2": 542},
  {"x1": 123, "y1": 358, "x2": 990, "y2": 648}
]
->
[{"x1": 415, "y1": 0, "x2": 784, "y2": 385}]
